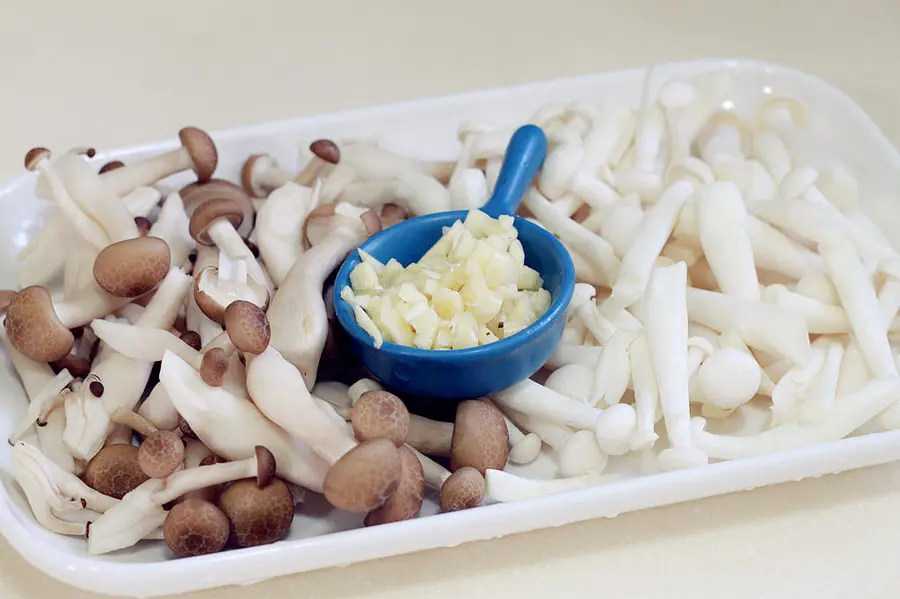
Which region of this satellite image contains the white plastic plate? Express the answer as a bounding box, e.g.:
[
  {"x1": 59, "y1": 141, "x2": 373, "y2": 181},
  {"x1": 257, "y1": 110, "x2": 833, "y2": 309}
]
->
[{"x1": 2, "y1": 59, "x2": 900, "y2": 598}]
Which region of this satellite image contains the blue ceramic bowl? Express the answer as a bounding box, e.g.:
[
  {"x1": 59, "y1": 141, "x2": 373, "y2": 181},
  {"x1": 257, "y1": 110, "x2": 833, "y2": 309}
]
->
[{"x1": 332, "y1": 125, "x2": 575, "y2": 400}]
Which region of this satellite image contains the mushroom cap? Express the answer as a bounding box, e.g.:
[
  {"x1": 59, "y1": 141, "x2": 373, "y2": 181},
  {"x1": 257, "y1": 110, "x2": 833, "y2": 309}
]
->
[
  {"x1": 93, "y1": 236, "x2": 171, "y2": 298},
  {"x1": 450, "y1": 400, "x2": 510, "y2": 474},
  {"x1": 180, "y1": 179, "x2": 254, "y2": 238},
  {"x1": 254, "y1": 445, "x2": 277, "y2": 488},
  {"x1": 364, "y1": 445, "x2": 424, "y2": 526},
  {"x1": 199, "y1": 347, "x2": 230, "y2": 387},
  {"x1": 99, "y1": 160, "x2": 125, "y2": 174},
  {"x1": 223, "y1": 300, "x2": 271, "y2": 354},
  {"x1": 49, "y1": 353, "x2": 92, "y2": 379},
  {"x1": 24, "y1": 147, "x2": 51, "y2": 171},
  {"x1": 163, "y1": 499, "x2": 230, "y2": 557},
  {"x1": 3, "y1": 286, "x2": 74, "y2": 362},
  {"x1": 189, "y1": 197, "x2": 246, "y2": 246},
  {"x1": 138, "y1": 431, "x2": 186, "y2": 479},
  {"x1": 193, "y1": 265, "x2": 269, "y2": 325},
  {"x1": 83, "y1": 444, "x2": 150, "y2": 499},
  {"x1": 178, "y1": 127, "x2": 218, "y2": 182},
  {"x1": 217, "y1": 477, "x2": 294, "y2": 548},
  {"x1": 240, "y1": 154, "x2": 277, "y2": 197},
  {"x1": 323, "y1": 438, "x2": 402, "y2": 513},
  {"x1": 180, "y1": 330, "x2": 202, "y2": 351},
  {"x1": 439, "y1": 466, "x2": 485, "y2": 512},
  {"x1": 351, "y1": 390, "x2": 410, "y2": 447},
  {"x1": 310, "y1": 139, "x2": 340, "y2": 165},
  {"x1": 134, "y1": 216, "x2": 153, "y2": 236}
]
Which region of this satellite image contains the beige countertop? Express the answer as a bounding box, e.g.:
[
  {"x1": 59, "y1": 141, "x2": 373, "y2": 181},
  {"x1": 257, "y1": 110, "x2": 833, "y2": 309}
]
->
[{"x1": 1, "y1": 1, "x2": 900, "y2": 597}]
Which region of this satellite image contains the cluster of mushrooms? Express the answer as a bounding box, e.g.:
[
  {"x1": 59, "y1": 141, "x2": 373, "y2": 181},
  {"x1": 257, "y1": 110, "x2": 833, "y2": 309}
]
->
[{"x1": 4, "y1": 65, "x2": 900, "y2": 559}]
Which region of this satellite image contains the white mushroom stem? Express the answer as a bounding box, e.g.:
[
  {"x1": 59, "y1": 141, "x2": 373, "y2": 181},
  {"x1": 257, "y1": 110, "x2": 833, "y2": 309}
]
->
[
  {"x1": 643, "y1": 262, "x2": 708, "y2": 471},
  {"x1": 693, "y1": 377, "x2": 900, "y2": 459},
  {"x1": 762, "y1": 284, "x2": 866, "y2": 335},
  {"x1": 269, "y1": 224, "x2": 367, "y2": 387},
  {"x1": 13, "y1": 442, "x2": 117, "y2": 513},
  {"x1": 205, "y1": 219, "x2": 272, "y2": 292},
  {"x1": 33, "y1": 153, "x2": 109, "y2": 250},
  {"x1": 9, "y1": 369, "x2": 73, "y2": 444},
  {"x1": 341, "y1": 170, "x2": 452, "y2": 216},
  {"x1": 484, "y1": 469, "x2": 601, "y2": 502},
  {"x1": 493, "y1": 379, "x2": 601, "y2": 430},
  {"x1": 615, "y1": 72, "x2": 664, "y2": 199},
  {"x1": 819, "y1": 238, "x2": 896, "y2": 380},
  {"x1": 799, "y1": 339, "x2": 844, "y2": 424},
  {"x1": 245, "y1": 346, "x2": 355, "y2": 465},
  {"x1": 544, "y1": 364, "x2": 594, "y2": 403},
  {"x1": 138, "y1": 382, "x2": 179, "y2": 431},
  {"x1": 696, "y1": 182, "x2": 759, "y2": 300},
  {"x1": 160, "y1": 350, "x2": 327, "y2": 490},
  {"x1": 752, "y1": 130, "x2": 792, "y2": 185},
  {"x1": 338, "y1": 143, "x2": 452, "y2": 182},
  {"x1": 544, "y1": 343, "x2": 603, "y2": 370},
  {"x1": 312, "y1": 381, "x2": 352, "y2": 411},
  {"x1": 255, "y1": 181, "x2": 317, "y2": 286},
  {"x1": 673, "y1": 71, "x2": 732, "y2": 160},
  {"x1": 501, "y1": 407, "x2": 573, "y2": 450},
  {"x1": 408, "y1": 446, "x2": 451, "y2": 490},
  {"x1": 837, "y1": 340, "x2": 871, "y2": 397},
  {"x1": 558, "y1": 430, "x2": 609, "y2": 477},
  {"x1": 150, "y1": 193, "x2": 194, "y2": 269},
  {"x1": 86, "y1": 452, "x2": 270, "y2": 555},
  {"x1": 878, "y1": 274, "x2": 900, "y2": 330},
  {"x1": 524, "y1": 188, "x2": 619, "y2": 286},
  {"x1": 590, "y1": 329, "x2": 637, "y2": 406},
  {"x1": 185, "y1": 245, "x2": 222, "y2": 345},
  {"x1": 64, "y1": 269, "x2": 190, "y2": 460},
  {"x1": 601, "y1": 179, "x2": 694, "y2": 314},
  {"x1": 499, "y1": 411, "x2": 542, "y2": 465},
  {"x1": 53, "y1": 152, "x2": 139, "y2": 242},
  {"x1": 0, "y1": 327, "x2": 71, "y2": 465},
  {"x1": 598, "y1": 195, "x2": 644, "y2": 256},
  {"x1": 628, "y1": 332, "x2": 660, "y2": 451},
  {"x1": 62, "y1": 233, "x2": 99, "y2": 300},
  {"x1": 348, "y1": 378, "x2": 383, "y2": 404},
  {"x1": 770, "y1": 345, "x2": 829, "y2": 426},
  {"x1": 13, "y1": 443, "x2": 93, "y2": 535},
  {"x1": 686, "y1": 287, "x2": 811, "y2": 366},
  {"x1": 404, "y1": 415, "x2": 452, "y2": 457}
]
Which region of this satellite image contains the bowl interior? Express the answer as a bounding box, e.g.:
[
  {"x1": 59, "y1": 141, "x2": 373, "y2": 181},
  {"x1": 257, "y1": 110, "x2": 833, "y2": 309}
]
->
[{"x1": 333, "y1": 210, "x2": 574, "y2": 358}]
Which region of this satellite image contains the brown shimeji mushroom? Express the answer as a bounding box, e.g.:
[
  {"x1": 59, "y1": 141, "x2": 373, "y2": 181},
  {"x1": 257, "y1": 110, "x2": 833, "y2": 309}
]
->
[
  {"x1": 92, "y1": 236, "x2": 172, "y2": 298},
  {"x1": 163, "y1": 499, "x2": 230, "y2": 557},
  {"x1": 218, "y1": 476, "x2": 295, "y2": 548}
]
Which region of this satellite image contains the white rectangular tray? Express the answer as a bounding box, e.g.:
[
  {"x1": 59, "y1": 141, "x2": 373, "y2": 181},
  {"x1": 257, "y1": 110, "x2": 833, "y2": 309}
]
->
[{"x1": 2, "y1": 59, "x2": 900, "y2": 598}]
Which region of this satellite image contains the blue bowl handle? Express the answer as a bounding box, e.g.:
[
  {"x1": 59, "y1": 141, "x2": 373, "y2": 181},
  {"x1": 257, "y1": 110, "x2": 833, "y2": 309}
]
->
[{"x1": 480, "y1": 124, "x2": 548, "y2": 218}]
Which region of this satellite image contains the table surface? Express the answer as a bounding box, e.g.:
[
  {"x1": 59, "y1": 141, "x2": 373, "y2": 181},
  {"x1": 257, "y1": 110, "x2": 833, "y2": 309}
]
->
[{"x1": 2, "y1": 1, "x2": 900, "y2": 597}]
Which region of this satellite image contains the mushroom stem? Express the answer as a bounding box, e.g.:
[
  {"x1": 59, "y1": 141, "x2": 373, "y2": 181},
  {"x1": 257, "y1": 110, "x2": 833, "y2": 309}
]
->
[
  {"x1": 644, "y1": 262, "x2": 708, "y2": 471},
  {"x1": 696, "y1": 182, "x2": 759, "y2": 300},
  {"x1": 159, "y1": 350, "x2": 328, "y2": 491},
  {"x1": 496, "y1": 409, "x2": 542, "y2": 465},
  {"x1": 255, "y1": 182, "x2": 317, "y2": 286},
  {"x1": 98, "y1": 127, "x2": 217, "y2": 197},
  {"x1": 269, "y1": 224, "x2": 367, "y2": 387},
  {"x1": 484, "y1": 469, "x2": 601, "y2": 502},
  {"x1": 138, "y1": 382, "x2": 180, "y2": 431},
  {"x1": 693, "y1": 377, "x2": 900, "y2": 459},
  {"x1": 8, "y1": 369, "x2": 73, "y2": 444},
  {"x1": 492, "y1": 379, "x2": 601, "y2": 430},
  {"x1": 628, "y1": 332, "x2": 660, "y2": 450},
  {"x1": 500, "y1": 407, "x2": 573, "y2": 450},
  {"x1": 404, "y1": 415, "x2": 453, "y2": 457}
]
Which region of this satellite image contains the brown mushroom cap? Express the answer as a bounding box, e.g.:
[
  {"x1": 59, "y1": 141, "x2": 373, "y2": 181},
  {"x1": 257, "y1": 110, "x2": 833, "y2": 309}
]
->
[
  {"x1": 24, "y1": 147, "x2": 51, "y2": 171},
  {"x1": 178, "y1": 127, "x2": 218, "y2": 182},
  {"x1": 138, "y1": 431, "x2": 185, "y2": 479},
  {"x1": 223, "y1": 300, "x2": 270, "y2": 354},
  {"x1": 240, "y1": 154, "x2": 277, "y2": 197},
  {"x1": 364, "y1": 445, "x2": 424, "y2": 526},
  {"x1": 180, "y1": 330, "x2": 202, "y2": 351},
  {"x1": 134, "y1": 216, "x2": 153, "y2": 236},
  {"x1": 199, "y1": 347, "x2": 230, "y2": 387},
  {"x1": 99, "y1": 160, "x2": 125, "y2": 174},
  {"x1": 163, "y1": 499, "x2": 230, "y2": 557},
  {"x1": 323, "y1": 438, "x2": 402, "y2": 513},
  {"x1": 189, "y1": 198, "x2": 246, "y2": 246},
  {"x1": 180, "y1": 179, "x2": 254, "y2": 236},
  {"x1": 254, "y1": 445, "x2": 277, "y2": 488},
  {"x1": 4, "y1": 286, "x2": 74, "y2": 362},
  {"x1": 439, "y1": 466, "x2": 485, "y2": 512},
  {"x1": 351, "y1": 390, "x2": 410, "y2": 447},
  {"x1": 83, "y1": 444, "x2": 150, "y2": 499},
  {"x1": 217, "y1": 477, "x2": 294, "y2": 548},
  {"x1": 450, "y1": 400, "x2": 510, "y2": 474},
  {"x1": 310, "y1": 139, "x2": 340, "y2": 165},
  {"x1": 93, "y1": 236, "x2": 171, "y2": 298},
  {"x1": 193, "y1": 265, "x2": 269, "y2": 325},
  {"x1": 49, "y1": 353, "x2": 92, "y2": 379}
]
